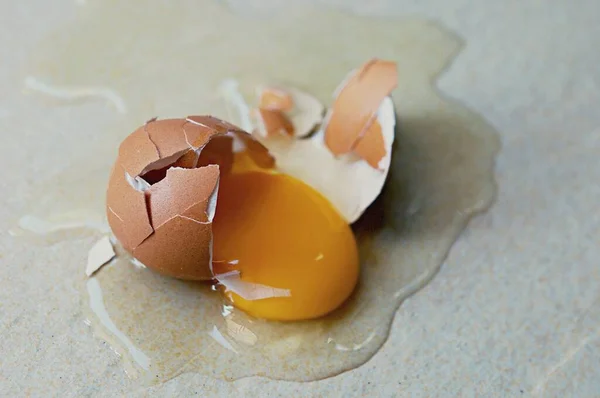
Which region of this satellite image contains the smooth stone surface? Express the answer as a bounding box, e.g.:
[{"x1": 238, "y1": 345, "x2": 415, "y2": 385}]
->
[{"x1": 1, "y1": 0, "x2": 599, "y2": 396}]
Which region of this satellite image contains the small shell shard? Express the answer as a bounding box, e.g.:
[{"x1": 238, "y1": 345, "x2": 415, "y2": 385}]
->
[
  {"x1": 256, "y1": 86, "x2": 324, "y2": 138},
  {"x1": 254, "y1": 108, "x2": 294, "y2": 138},
  {"x1": 86, "y1": 236, "x2": 115, "y2": 277},
  {"x1": 219, "y1": 60, "x2": 397, "y2": 223},
  {"x1": 215, "y1": 271, "x2": 292, "y2": 301}
]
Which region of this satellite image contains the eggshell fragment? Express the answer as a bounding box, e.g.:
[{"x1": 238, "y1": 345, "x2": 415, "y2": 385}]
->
[
  {"x1": 258, "y1": 87, "x2": 294, "y2": 111},
  {"x1": 324, "y1": 58, "x2": 397, "y2": 155},
  {"x1": 256, "y1": 86, "x2": 324, "y2": 138},
  {"x1": 253, "y1": 108, "x2": 294, "y2": 137},
  {"x1": 117, "y1": 125, "x2": 159, "y2": 177},
  {"x1": 221, "y1": 59, "x2": 397, "y2": 223},
  {"x1": 353, "y1": 120, "x2": 386, "y2": 170},
  {"x1": 146, "y1": 165, "x2": 220, "y2": 228},
  {"x1": 255, "y1": 97, "x2": 396, "y2": 223},
  {"x1": 86, "y1": 236, "x2": 115, "y2": 277},
  {"x1": 133, "y1": 215, "x2": 214, "y2": 280},
  {"x1": 106, "y1": 115, "x2": 273, "y2": 280},
  {"x1": 196, "y1": 135, "x2": 234, "y2": 174},
  {"x1": 214, "y1": 271, "x2": 292, "y2": 300},
  {"x1": 106, "y1": 164, "x2": 153, "y2": 251}
]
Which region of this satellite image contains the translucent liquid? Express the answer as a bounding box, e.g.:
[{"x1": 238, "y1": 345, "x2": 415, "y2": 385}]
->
[{"x1": 20, "y1": 0, "x2": 500, "y2": 385}]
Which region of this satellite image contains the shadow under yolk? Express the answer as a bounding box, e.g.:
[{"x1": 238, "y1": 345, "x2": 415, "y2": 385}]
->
[{"x1": 211, "y1": 168, "x2": 359, "y2": 321}]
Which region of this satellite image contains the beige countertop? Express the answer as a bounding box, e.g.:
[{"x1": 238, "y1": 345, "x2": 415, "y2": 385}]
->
[{"x1": 1, "y1": 0, "x2": 599, "y2": 397}]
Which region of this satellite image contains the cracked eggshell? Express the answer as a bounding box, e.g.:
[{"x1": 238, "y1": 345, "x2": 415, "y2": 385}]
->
[
  {"x1": 223, "y1": 59, "x2": 397, "y2": 223},
  {"x1": 324, "y1": 59, "x2": 397, "y2": 155},
  {"x1": 256, "y1": 86, "x2": 324, "y2": 138},
  {"x1": 106, "y1": 115, "x2": 274, "y2": 280},
  {"x1": 258, "y1": 96, "x2": 396, "y2": 223},
  {"x1": 253, "y1": 108, "x2": 295, "y2": 138}
]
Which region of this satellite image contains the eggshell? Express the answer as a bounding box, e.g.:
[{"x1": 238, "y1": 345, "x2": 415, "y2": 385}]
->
[
  {"x1": 145, "y1": 118, "x2": 190, "y2": 158},
  {"x1": 258, "y1": 87, "x2": 294, "y2": 111},
  {"x1": 86, "y1": 236, "x2": 115, "y2": 277},
  {"x1": 132, "y1": 215, "x2": 214, "y2": 280},
  {"x1": 106, "y1": 163, "x2": 153, "y2": 251},
  {"x1": 254, "y1": 108, "x2": 294, "y2": 137},
  {"x1": 106, "y1": 115, "x2": 273, "y2": 280},
  {"x1": 324, "y1": 58, "x2": 397, "y2": 155},
  {"x1": 196, "y1": 135, "x2": 234, "y2": 174},
  {"x1": 220, "y1": 59, "x2": 397, "y2": 223},
  {"x1": 353, "y1": 120, "x2": 386, "y2": 170},
  {"x1": 117, "y1": 124, "x2": 159, "y2": 177},
  {"x1": 146, "y1": 165, "x2": 219, "y2": 228},
  {"x1": 214, "y1": 270, "x2": 292, "y2": 300},
  {"x1": 256, "y1": 86, "x2": 324, "y2": 138},
  {"x1": 254, "y1": 97, "x2": 396, "y2": 223}
]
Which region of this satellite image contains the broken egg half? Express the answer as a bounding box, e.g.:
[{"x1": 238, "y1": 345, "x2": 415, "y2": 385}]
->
[{"x1": 106, "y1": 59, "x2": 397, "y2": 321}]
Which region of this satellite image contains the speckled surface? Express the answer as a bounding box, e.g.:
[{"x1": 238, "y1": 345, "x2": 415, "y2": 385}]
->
[{"x1": 1, "y1": 0, "x2": 600, "y2": 397}]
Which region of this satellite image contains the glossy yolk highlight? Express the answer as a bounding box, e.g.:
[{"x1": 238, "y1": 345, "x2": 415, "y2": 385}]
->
[{"x1": 211, "y1": 157, "x2": 359, "y2": 321}]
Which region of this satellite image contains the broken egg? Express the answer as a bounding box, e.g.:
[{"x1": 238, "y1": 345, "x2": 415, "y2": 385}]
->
[
  {"x1": 106, "y1": 116, "x2": 274, "y2": 281},
  {"x1": 106, "y1": 59, "x2": 397, "y2": 321},
  {"x1": 223, "y1": 58, "x2": 398, "y2": 223}
]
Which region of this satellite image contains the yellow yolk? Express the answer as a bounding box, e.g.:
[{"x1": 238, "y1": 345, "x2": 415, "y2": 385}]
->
[{"x1": 211, "y1": 162, "x2": 359, "y2": 321}]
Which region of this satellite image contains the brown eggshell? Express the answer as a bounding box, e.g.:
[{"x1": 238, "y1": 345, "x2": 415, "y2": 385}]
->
[
  {"x1": 324, "y1": 59, "x2": 397, "y2": 155},
  {"x1": 196, "y1": 135, "x2": 234, "y2": 175},
  {"x1": 171, "y1": 149, "x2": 199, "y2": 169},
  {"x1": 187, "y1": 115, "x2": 274, "y2": 168},
  {"x1": 132, "y1": 216, "x2": 213, "y2": 280},
  {"x1": 106, "y1": 116, "x2": 274, "y2": 280},
  {"x1": 106, "y1": 115, "x2": 272, "y2": 280},
  {"x1": 232, "y1": 131, "x2": 276, "y2": 169},
  {"x1": 145, "y1": 118, "x2": 189, "y2": 158},
  {"x1": 353, "y1": 119, "x2": 386, "y2": 170},
  {"x1": 181, "y1": 200, "x2": 210, "y2": 223},
  {"x1": 187, "y1": 115, "x2": 246, "y2": 135},
  {"x1": 118, "y1": 124, "x2": 160, "y2": 177},
  {"x1": 259, "y1": 87, "x2": 294, "y2": 111},
  {"x1": 183, "y1": 119, "x2": 220, "y2": 148},
  {"x1": 106, "y1": 164, "x2": 153, "y2": 251},
  {"x1": 146, "y1": 165, "x2": 220, "y2": 228},
  {"x1": 86, "y1": 236, "x2": 115, "y2": 277},
  {"x1": 170, "y1": 119, "x2": 223, "y2": 169},
  {"x1": 254, "y1": 108, "x2": 294, "y2": 137},
  {"x1": 255, "y1": 86, "x2": 324, "y2": 138}
]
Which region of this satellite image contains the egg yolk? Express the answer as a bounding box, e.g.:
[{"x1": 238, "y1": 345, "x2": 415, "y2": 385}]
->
[{"x1": 211, "y1": 157, "x2": 359, "y2": 321}]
